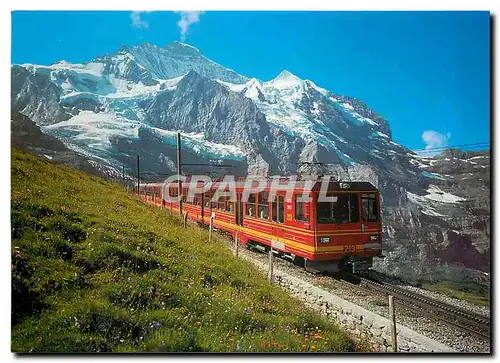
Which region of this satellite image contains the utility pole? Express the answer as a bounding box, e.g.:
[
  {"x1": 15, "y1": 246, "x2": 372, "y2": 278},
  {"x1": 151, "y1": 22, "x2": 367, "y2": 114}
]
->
[
  {"x1": 389, "y1": 295, "x2": 398, "y2": 352},
  {"x1": 177, "y1": 132, "x2": 183, "y2": 216},
  {"x1": 137, "y1": 155, "x2": 140, "y2": 196},
  {"x1": 122, "y1": 164, "x2": 125, "y2": 187}
]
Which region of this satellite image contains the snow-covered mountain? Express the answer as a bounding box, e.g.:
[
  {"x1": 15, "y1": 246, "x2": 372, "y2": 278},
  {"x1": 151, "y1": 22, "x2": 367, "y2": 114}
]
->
[{"x1": 10, "y1": 41, "x2": 490, "y2": 284}]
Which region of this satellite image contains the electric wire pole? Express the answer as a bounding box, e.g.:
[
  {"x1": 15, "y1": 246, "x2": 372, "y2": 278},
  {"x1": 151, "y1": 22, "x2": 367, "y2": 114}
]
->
[
  {"x1": 137, "y1": 155, "x2": 140, "y2": 196},
  {"x1": 177, "y1": 132, "x2": 183, "y2": 216}
]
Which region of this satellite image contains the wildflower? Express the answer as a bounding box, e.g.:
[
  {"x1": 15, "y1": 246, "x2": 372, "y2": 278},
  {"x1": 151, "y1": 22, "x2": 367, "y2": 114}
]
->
[{"x1": 150, "y1": 321, "x2": 163, "y2": 329}]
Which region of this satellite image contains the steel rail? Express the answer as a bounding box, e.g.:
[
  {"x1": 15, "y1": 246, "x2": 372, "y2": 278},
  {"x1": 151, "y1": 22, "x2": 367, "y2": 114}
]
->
[{"x1": 353, "y1": 275, "x2": 490, "y2": 340}]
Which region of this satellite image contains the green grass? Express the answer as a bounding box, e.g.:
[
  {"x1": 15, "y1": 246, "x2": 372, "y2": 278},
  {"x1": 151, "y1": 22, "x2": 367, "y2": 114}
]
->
[
  {"x1": 421, "y1": 281, "x2": 490, "y2": 308},
  {"x1": 11, "y1": 148, "x2": 365, "y2": 353}
]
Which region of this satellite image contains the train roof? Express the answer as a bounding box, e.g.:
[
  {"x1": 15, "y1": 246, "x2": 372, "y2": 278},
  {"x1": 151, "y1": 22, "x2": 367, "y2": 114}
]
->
[{"x1": 141, "y1": 179, "x2": 378, "y2": 192}]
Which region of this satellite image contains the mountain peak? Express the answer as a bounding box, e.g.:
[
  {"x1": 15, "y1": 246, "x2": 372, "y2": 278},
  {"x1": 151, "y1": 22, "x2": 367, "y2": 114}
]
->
[
  {"x1": 277, "y1": 69, "x2": 297, "y2": 78},
  {"x1": 247, "y1": 78, "x2": 263, "y2": 87},
  {"x1": 268, "y1": 69, "x2": 304, "y2": 88}
]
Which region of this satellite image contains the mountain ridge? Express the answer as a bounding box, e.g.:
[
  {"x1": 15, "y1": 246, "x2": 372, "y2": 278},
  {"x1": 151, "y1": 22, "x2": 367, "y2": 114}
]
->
[{"x1": 10, "y1": 41, "x2": 490, "y2": 284}]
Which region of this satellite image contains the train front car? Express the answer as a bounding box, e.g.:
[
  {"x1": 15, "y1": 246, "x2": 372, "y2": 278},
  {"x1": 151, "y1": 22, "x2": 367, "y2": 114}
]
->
[{"x1": 306, "y1": 181, "x2": 382, "y2": 274}]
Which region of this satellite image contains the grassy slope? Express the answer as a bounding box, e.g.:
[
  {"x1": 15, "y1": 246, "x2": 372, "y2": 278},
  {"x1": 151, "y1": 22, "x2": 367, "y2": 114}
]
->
[
  {"x1": 421, "y1": 281, "x2": 490, "y2": 308},
  {"x1": 11, "y1": 148, "x2": 363, "y2": 353}
]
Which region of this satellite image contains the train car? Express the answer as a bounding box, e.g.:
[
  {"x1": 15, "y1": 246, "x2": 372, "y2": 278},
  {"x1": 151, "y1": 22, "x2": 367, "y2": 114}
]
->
[{"x1": 135, "y1": 178, "x2": 382, "y2": 273}]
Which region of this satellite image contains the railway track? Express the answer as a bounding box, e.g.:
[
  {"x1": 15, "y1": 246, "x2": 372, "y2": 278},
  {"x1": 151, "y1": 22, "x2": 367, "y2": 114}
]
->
[
  {"x1": 182, "y1": 216, "x2": 491, "y2": 343},
  {"x1": 347, "y1": 274, "x2": 490, "y2": 340}
]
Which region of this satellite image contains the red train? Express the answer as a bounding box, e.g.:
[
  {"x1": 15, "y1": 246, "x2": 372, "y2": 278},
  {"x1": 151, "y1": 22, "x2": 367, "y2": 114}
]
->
[{"x1": 136, "y1": 178, "x2": 382, "y2": 273}]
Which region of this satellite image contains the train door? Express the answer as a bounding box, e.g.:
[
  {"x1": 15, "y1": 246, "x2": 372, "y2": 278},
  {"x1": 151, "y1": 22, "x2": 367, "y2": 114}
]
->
[
  {"x1": 271, "y1": 192, "x2": 286, "y2": 251},
  {"x1": 202, "y1": 191, "x2": 212, "y2": 226},
  {"x1": 200, "y1": 192, "x2": 205, "y2": 224},
  {"x1": 361, "y1": 192, "x2": 380, "y2": 243},
  {"x1": 235, "y1": 193, "x2": 243, "y2": 226}
]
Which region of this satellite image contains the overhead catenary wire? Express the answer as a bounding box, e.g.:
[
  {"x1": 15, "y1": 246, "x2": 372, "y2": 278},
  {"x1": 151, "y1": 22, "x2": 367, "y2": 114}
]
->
[
  {"x1": 125, "y1": 140, "x2": 489, "y2": 184},
  {"x1": 415, "y1": 147, "x2": 490, "y2": 155},
  {"x1": 411, "y1": 142, "x2": 490, "y2": 153}
]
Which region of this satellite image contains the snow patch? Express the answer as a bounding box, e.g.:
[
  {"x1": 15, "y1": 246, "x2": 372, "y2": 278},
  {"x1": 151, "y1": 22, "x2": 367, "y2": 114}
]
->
[
  {"x1": 371, "y1": 131, "x2": 389, "y2": 139},
  {"x1": 216, "y1": 79, "x2": 246, "y2": 93},
  {"x1": 151, "y1": 128, "x2": 245, "y2": 161},
  {"x1": 421, "y1": 171, "x2": 445, "y2": 180},
  {"x1": 424, "y1": 185, "x2": 466, "y2": 204},
  {"x1": 341, "y1": 102, "x2": 354, "y2": 110},
  {"x1": 267, "y1": 70, "x2": 304, "y2": 89},
  {"x1": 41, "y1": 111, "x2": 140, "y2": 152},
  {"x1": 407, "y1": 192, "x2": 445, "y2": 217},
  {"x1": 306, "y1": 80, "x2": 328, "y2": 96}
]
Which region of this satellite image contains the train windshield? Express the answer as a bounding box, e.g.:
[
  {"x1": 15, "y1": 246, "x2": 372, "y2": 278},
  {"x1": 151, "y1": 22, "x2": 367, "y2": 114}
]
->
[
  {"x1": 361, "y1": 193, "x2": 378, "y2": 222},
  {"x1": 317, "y1": 193, "x2": 359, "y2": 224}
]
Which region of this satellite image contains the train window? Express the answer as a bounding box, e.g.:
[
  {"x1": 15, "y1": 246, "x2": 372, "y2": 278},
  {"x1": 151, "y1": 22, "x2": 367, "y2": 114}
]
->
[
  {"x1": 272, "y1": 197, "x2": 278, "y2": 222},
  {"x1": 295, "y1": 195, "x2": 309, "y2": 222},
  {"x1": 278, "y1": 196, "x2": 285, "y2": 223},
  {"x1": 246, "y1": 194, "x2": 256, "y2": 217},
  {"x1": 317, "y1": 193, "x2": 359, "y2": 224},
  {"x1": 362, "y1": 193, "x2": 378, "y2": 222},
  {"x1": 217, "y1": 196, "x2": 231, "y2": 210},
  {"x1": 217, "y1": 196, "x2": 225, "y2": 210},
  {"x1": 225, "y1": 199, "x2": 233, "y2": 213},
  {"x1": 194, "y1": 194, "x2": 202, "y2": 206},
  {"x1": 257, "y1": 192, "x2": 269, "y2": 220},
  {"x1": 204, "y1": 192, "x2": 212, "y2": 208}
]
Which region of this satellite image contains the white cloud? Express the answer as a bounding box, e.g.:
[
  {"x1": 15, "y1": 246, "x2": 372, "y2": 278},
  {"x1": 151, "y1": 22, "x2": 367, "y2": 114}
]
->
[
  {"x1": 130, "y1": 11, "x2": 151, "y2": 29},
  {"x1": 422, "y1": 130, "x2": 451, "y2": 149},
  {"x1": 417, "y1": 130, "x2": 451, "y2": 156},
  {"x1": 176, "y1": 11, "x2": 204, "y2": 41}
]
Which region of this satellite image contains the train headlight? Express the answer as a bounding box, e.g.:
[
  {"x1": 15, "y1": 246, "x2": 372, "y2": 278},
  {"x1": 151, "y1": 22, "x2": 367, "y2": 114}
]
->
[
  {"x1": 319, "y1": 237, "x2": 330, "y2": 244},
  {"x1": 369, "y1": 234, "x2": 379, "y2": 241}
]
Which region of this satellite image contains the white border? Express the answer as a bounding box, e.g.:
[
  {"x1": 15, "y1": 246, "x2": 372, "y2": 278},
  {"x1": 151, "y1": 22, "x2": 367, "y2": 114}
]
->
[{"x1": 1, "y1": 1, "x2": 496, "y2": 362}]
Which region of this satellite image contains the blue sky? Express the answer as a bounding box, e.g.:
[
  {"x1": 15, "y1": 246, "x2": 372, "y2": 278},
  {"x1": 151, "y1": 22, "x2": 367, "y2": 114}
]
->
[{"x1": 11, "y1": 11, "x2": 490, "y2": 152}]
